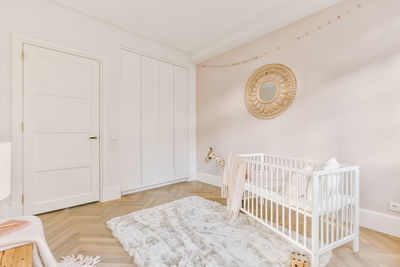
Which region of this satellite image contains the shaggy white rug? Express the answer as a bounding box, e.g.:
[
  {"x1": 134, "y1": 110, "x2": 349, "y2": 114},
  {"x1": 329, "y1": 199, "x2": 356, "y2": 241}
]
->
[{"x1": 107, "y1": 196, "x2": 331, "y2": 267}]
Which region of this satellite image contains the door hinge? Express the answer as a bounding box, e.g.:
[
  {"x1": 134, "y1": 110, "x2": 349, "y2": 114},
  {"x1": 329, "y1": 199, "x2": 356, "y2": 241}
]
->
[
  {"x1": 22, "y1": 50, "x2": 24, "y2": 61},
  {"x1": 21, "y1": 122, "x2": 24, "y2": 132},
  {"x1": 22, "y1": 194, "x2": 24, "y2": 204}
]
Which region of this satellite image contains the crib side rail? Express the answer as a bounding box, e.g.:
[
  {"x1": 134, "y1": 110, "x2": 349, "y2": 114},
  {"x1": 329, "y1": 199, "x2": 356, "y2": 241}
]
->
[
  {"x1": 313, "y1": 166, "x2": 360, "y2": 254},
  {"x1": 241, "y1": 160, "x2": 316, "y2": 253},
  {"x1": 239, "y1": 153, "x2": 321, "y2": 171},
  {"x1": 241, "y1": 158, "x2": 359, "y2": 256}
]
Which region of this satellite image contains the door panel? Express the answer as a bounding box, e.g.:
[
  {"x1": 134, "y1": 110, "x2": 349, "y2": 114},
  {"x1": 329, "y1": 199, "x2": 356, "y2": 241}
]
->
[
  {"x1": 120, "y1": 50, "x2": 142, "y2": 191},
  {"x1": 158, "y1": 62, "x2": 174, "y2": 183},
  {"x1": 28, "y1": 55, "x2": 93, "y2": 95},
  {"x1": 174, "y1": 66, "x2": 188, "y2": 179},
  {"x1": 35, "y1": 167, "x2": 92, "y2": 203},
  {"x1": 34, "y1": 133, "x2": 91, "y2": 164},
  {"x1": 23, "y1": 44, "x2": 100, "y2": 215},
  {"x1": 141, "y1": 56, "x2": 159, "y2": 187},
  {"x1": 34, "y1": 94, "x2": 92, "y2": 131}
]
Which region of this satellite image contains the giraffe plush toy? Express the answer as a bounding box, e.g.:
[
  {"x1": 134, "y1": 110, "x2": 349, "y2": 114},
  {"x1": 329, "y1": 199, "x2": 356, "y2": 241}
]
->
[{"x1": 205, "y1": 147, "x2": 225, "y2": 169}]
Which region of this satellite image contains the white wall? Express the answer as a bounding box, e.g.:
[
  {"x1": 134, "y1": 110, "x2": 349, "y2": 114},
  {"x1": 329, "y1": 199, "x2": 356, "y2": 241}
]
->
[{"x1": 0, "y1": 0, "x2": 195, "y2": 217}]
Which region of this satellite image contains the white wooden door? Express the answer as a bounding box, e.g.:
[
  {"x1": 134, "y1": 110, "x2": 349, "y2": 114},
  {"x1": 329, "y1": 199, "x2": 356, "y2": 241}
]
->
[
  {"x1": 23, "y1": 44, "x2": 100, "y2": 215},
  {"x1": 158, "y1": 62, "x2": 174, "y2": 182},
  {"x1": 120, "y1": 50, "x2": 142, "y2": 191},
  {"x1": 174, "y1": 66, "x2": 188, "y2": 179},
  {"x1": 141, "y1": 56, "x2": 159, "y2": 187}
]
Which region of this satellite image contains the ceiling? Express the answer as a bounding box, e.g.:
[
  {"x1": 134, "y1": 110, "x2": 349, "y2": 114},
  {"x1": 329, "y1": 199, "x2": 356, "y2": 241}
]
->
[{"x1": 51, "y1": 0, "x2": 342, "y2": 62}]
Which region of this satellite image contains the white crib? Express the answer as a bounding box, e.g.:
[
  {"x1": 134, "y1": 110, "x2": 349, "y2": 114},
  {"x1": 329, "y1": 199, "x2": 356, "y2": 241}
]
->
[{"x1": 239, "y1": 153, "x2": 359, "y2": 266}]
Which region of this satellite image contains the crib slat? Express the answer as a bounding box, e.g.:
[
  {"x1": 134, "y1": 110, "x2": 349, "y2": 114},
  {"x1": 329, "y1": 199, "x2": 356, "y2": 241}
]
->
[
  {"x1": 340, "y1": 172, "x2": 344, "y2": 239},
  {"x1": 282, "y1": 170, "x2": 290, "y2": 233},
  {"x1": 253, "y1": 161, "x2": 256, "y2": 217},
  {"x1": 312, "y1": 173, "x2": 320, "y2": 254},
  {"x1": 289, "y1": 171, "x2": 292, "y2": 239},
  {"x1": 247, "y1": 163, "x2": 250, "y2": 212},
  {"x1": 326, "y1": 175, "x2": 333, "y2": 243},
  {"x1": 249, "y1": 160, "x2": 251, "y2": 213},
  {"x1": 330, "y1": 174, "x2": 334, "y2": 243},
  {"x1": 256, "y1": 162, "x2": 259, "y2": 219},
  {"x1": 326, "y1": 175, "x2": 330, "y2": 245},
  {"x1": 348, "y1": 171, "x2": 351, "y2": 235},
  {"x1": 331, "y1": 174, "x2": 334, "y2": 242},
  {"x1": 303, "y1": 173, "x2": 307, "y2": 248},
  {"x1": 350, "y1": 171, "x2": 354, "y2": 235},
  {"x1": 296, "y1": 173, "x2": 299, "y2": 243},
  {"x1": 349, "y1": 171, "x2": 352, "y2": 235},
  {"x1": 265, "y1": 163, "x2": 268, "y2": 224},
  {"x1": 259, "y1": 155, "x2": 262, "y2": 218},
  {"x1": 320, "y1": 175, "x2": 324, "y2": 248},
  {"x1": 270, "y1": 166, "x2": 273, "y2": 227},
  {"x1": 275, "y1": 166, "x2": 279, "y2": 231},
  {"x1": 260, "y1": 161, "x2": 263, "y2": 221},
  {"x1": 336, "y1": 173, "x2": 340, "y2": 241},
  {"x1": 345, "y1": 172, "x2": 349, "y2": 237},
  {"x1": 277, "y1": 170, "x2": 285, "y2": 233},
  {"x1": 255, "y1": 159, "x2": 258, "y2": 217},
  {"x1": 251, "y1": 162, "x2": 254, "y2": 216}
]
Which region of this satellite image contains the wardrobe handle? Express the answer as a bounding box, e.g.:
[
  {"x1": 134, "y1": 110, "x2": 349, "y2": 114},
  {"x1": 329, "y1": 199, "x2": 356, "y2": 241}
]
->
[{"x1": 89, "y1": 136, "x2": 98, "y2": 140}]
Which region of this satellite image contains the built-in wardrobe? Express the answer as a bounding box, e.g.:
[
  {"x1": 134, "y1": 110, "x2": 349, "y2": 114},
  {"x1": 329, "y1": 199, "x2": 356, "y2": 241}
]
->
[{"x1": 119, "y1": 49, "x2": 188, "y2": 193}]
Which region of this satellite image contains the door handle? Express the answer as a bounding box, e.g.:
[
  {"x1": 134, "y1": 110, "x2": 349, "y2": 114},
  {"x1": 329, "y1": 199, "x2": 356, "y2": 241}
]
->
[{"x1": 89, "y1": 136, "x2": 98, "y2": 140}]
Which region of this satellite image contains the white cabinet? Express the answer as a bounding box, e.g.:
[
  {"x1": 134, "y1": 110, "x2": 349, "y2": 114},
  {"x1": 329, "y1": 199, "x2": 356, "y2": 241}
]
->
[
  {"x1": 174, "y1": 66, "x2": 188, "y2": 179},
  {"x1": 158, "y1": 62, "x2": 175, "y2": 183},
  {"x1": 119, "y1": 50, "x2": 188, "y2": 193},
  {"x1": 120, "y1": 50, "x2": 141, "y2": 191},
  {"x1": 141, "y1": 56, "x2": 160, "y2": 187}
]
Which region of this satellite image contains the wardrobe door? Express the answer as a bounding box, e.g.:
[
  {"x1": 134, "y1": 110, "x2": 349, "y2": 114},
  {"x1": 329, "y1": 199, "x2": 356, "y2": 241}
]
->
[
  {"x1": 141, "y1": 56, "x2": 159, "y2": 187},
  {"x1": 120, "y1": 50, "x2": 142, "y2": 191},
  {"x1": 158, "y1": 62, "x2": 174, "y2": 183},
  {"x1": 174, "y1": 66, "x2": 188, "y2": 179}
]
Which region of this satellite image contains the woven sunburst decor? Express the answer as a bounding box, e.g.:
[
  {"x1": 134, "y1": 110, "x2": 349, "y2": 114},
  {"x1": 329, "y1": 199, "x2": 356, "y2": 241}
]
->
[{"x1": 244, "y1": 64, "x2": 297, "y2": 120}]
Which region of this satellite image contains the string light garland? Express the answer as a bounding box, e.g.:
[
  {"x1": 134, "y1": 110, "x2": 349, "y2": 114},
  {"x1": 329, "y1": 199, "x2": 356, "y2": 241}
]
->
[{"x1": 201, "y1": 0, "x2": 371, "y2": 69}]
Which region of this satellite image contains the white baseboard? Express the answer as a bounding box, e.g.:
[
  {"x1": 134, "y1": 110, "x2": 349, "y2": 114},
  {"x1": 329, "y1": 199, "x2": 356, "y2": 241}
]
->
[
  {"x1": 102, "y1": 186, "x2": 121, "y2": 202},
  {"x1": 196, "y1": 171, "x2": 400, "y2": 237},
  {"x1": 121, "y1": 178, "x2": 188, "y2": 196},
  {"x1": 195, "y1": 172, "x2": 222, "y2": 187},
  {"x1": 186, "y1": 174, "x2": 196, "y2": 182},
  {"x1": 186, "y1": 177, "x2": 196, "y2": 182},
  {"x1": 360, "y1": 208, "x2": 400, "y2": 237}
]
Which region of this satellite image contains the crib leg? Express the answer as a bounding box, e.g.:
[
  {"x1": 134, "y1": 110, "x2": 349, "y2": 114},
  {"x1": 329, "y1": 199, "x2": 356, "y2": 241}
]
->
[
  {"x1": 352, "y1": 235, "x2": 359, "y2": 253},
  {"x1": 312, "y1": 254, "x2": 319, "y2": 267}
]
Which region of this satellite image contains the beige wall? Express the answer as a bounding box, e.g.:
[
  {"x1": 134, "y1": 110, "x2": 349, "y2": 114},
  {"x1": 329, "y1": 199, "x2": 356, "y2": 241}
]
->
[{"x1": 197, "y1": 0, "x2": 400, "y2": 216}]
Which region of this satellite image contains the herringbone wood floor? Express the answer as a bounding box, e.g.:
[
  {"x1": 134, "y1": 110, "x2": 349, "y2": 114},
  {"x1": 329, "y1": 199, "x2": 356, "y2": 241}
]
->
[{"x1": 39, "y1": 181, "x2": 400, "y2": 267}]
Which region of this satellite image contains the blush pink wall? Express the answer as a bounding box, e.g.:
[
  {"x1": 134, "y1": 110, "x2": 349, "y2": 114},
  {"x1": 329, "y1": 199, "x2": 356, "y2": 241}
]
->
[{"x1": 197, "y1": 0, "x2": 400, "y2": 216}]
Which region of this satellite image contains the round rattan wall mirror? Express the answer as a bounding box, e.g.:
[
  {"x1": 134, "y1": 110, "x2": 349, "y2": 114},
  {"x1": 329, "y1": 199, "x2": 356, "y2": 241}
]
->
[{"x1": 244, "y1": 64, "x2": 297, "y2": 119}]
